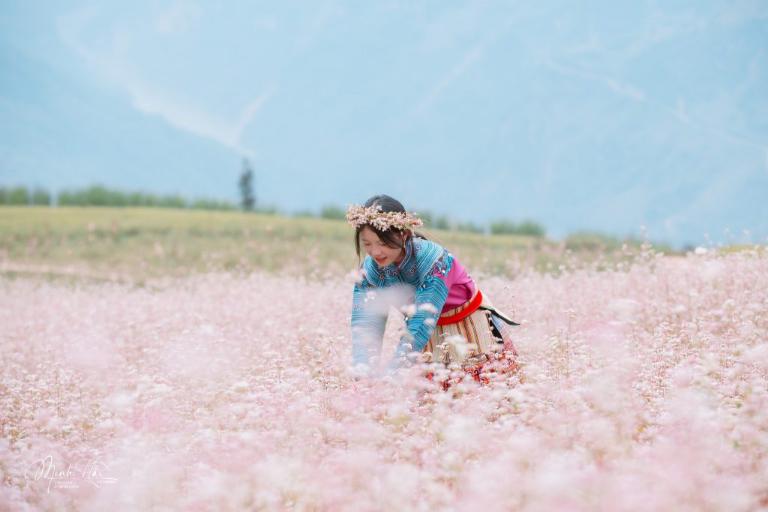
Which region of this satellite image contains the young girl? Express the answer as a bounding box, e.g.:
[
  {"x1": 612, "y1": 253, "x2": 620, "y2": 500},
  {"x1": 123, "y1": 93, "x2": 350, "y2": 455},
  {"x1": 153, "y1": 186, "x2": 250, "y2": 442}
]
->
[{"x1": 347, "y1": 194, "x2": 521, "y2": 389}]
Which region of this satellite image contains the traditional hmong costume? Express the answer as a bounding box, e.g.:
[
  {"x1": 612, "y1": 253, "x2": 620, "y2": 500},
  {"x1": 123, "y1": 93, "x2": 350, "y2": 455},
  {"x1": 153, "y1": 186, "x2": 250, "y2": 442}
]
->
[{"x1": 351, "y1": 236, "x2": 520, "y2": 387}]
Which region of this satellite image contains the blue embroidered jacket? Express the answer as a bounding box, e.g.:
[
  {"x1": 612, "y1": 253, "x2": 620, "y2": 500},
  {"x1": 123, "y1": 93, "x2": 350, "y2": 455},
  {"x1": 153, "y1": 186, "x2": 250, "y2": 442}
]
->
[{"x1": 350, "y1": 237, "x2": 453, "y2": 366}]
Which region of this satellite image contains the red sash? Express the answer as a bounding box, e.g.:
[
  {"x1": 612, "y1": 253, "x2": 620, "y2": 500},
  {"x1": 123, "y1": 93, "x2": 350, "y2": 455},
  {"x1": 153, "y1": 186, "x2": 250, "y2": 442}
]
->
[{"x1": 437, "y1": 290, "x2": 484, "y2": 326}]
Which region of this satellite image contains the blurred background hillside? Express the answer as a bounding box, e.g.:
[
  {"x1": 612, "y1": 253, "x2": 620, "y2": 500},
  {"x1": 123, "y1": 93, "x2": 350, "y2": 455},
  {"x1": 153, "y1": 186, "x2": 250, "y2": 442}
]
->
[{"x1": 2, "y1": 1, "x2": 767, "y2": 251}]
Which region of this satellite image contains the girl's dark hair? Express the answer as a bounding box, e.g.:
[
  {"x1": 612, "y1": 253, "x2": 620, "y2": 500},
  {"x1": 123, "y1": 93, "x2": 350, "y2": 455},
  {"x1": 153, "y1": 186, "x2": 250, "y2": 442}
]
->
[{"x1": 354, "y1": 194, "x2": 429, "y2": 262}]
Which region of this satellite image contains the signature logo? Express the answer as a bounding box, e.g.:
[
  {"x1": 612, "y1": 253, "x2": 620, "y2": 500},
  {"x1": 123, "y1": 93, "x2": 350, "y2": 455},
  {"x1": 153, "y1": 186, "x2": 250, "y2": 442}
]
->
[{"x1": 24, "y1": 454, "x2": 118, "y2": 494}]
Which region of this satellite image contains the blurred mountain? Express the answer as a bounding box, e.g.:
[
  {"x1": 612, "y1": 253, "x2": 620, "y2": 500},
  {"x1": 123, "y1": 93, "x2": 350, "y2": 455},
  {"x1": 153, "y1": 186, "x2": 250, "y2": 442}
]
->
[{"x1": 1, "y1": 1, "x2": 766, "y2": 247}]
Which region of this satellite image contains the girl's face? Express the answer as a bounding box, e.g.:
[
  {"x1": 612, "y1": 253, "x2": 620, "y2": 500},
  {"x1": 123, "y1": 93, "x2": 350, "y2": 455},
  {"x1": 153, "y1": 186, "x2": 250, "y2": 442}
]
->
[{"x1": 359, "y1": 226, "x2": 406, "y2": 267}]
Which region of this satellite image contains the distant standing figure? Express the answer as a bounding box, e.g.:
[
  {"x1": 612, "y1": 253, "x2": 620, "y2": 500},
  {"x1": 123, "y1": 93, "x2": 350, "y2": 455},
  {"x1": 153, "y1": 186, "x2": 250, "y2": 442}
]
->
[{"x1": 347, "y1": 194, "x2": 521, "y2": 389}]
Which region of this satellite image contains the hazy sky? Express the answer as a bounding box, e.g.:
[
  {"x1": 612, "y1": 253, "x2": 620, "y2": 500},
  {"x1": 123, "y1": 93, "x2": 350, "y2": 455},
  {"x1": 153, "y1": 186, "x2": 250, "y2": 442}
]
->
[{"x1": 2, "y1": 1, "x2": 767, "y2": 247}]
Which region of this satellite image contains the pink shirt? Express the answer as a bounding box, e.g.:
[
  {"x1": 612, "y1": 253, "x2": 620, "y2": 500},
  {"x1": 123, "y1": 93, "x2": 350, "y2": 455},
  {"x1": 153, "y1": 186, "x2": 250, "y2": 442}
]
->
[{"x1": 442, "y1": 258, "x2": 476, "y2": 310}]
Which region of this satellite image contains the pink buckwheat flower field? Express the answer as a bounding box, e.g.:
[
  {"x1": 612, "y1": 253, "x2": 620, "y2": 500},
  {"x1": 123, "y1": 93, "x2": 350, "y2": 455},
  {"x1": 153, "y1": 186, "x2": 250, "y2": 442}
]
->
[{"x1": 1, "y1": 240, "x2": 767, "y2": 510}]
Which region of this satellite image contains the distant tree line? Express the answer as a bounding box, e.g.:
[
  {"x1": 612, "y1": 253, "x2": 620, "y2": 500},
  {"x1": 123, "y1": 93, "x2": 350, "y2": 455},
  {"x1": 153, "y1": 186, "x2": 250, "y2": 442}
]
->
[
  {"x1": 314, "y1": 203, "x2": 546, "y2": 237},
  {"x1": 0, "y1": 186, "x2": 52, "y2": 206},
  {"x1": 0, "y1": 159, "x2": 261, "y2": 211},
  {"x1": 488, "y1": 219, "x2": 546, "y2": 237},
  {"x1": 0, "y1": 185, "x2": 238, "y2": 211},
  {"x1": 1, "y1": 182, "x2": 546, "y2": 237}
]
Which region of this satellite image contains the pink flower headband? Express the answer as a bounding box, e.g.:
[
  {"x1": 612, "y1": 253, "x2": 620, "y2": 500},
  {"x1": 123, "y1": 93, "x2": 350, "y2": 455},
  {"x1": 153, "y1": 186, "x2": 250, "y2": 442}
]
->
[{"x1": 346, "y1": 204, "x2": 423, "y2": 231}]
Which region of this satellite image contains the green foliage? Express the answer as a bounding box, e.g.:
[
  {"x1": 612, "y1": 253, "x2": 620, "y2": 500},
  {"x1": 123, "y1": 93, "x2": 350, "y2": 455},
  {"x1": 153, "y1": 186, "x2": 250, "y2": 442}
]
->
[
  {"x1": 1, "y1": 184, "x2": 551, "y2": 239},
  {"x1": 489, "y1": 220, "x2": 517, "y2": 235},
  {"x1": 419, "y1": 210, "x2": 450, "y2": 230},
  {"x1": 31, "y1": 188, "x2": 52, "y2": 205},
  {"x1": 158, "y1": 195, "x2": 186, "y2": 208},
  {"x1": 190, "y1": 198, "x2": 236, "y2": 211},
  {"x1": 56, "y1": 185, "x2": 192, "y2": 208},
  {"x1": 516, "y1": 220, "x2": 546, "y2": 237},
  {"x1": 0, "y1": 186, "x2": 31, "y2": 205},
  {"x1": 433, "y1": 216, "x2": 450, "y2": 230},
  {"x1": 320, "y1": 204, "x2": 346, "y2": 220},
  {"x1": 58, "y1": 185, "x2": 115, "y2": 206},
  {"x1": 490, "y1": 219, "x2": 546, "y2": 237}
]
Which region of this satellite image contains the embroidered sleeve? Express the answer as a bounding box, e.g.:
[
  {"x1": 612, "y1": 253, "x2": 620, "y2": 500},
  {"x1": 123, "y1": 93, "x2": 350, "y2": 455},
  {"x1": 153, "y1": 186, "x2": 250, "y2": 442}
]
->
[
  {"x1": 394, "y1": 251, "x2": 453, "y2": 357},
  {"x1": 350, "y1": 272, "x2": 387, "y2": 366}
]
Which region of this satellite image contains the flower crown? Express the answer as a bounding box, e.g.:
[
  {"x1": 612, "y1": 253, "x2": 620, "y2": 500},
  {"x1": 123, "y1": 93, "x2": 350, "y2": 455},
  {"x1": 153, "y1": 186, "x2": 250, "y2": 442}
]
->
[{"x1": 346, "y1": 203, "x2": 423, "y2": 231}]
